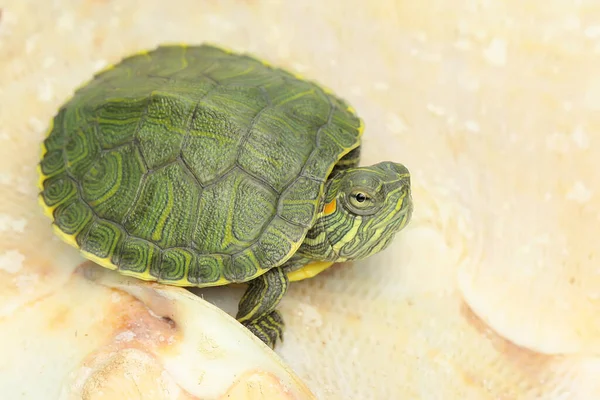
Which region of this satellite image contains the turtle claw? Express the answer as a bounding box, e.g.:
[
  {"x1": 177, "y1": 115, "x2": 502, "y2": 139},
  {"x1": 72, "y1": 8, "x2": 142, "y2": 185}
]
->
[{"x1": 243, "y1": 310, "x2": 285, "y2": 349}]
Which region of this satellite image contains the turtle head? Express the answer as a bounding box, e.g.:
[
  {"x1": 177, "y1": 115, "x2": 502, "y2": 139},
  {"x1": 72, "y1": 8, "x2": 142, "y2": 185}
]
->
[{"x1": 314, "y1": 161, "x2": 413, "y2": 261}]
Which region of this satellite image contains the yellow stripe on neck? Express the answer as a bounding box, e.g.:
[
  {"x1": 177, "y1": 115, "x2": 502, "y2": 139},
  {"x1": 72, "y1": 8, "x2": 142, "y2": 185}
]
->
[{"x1": 287, "y1": 261, "x2": 334, "y2": 282}]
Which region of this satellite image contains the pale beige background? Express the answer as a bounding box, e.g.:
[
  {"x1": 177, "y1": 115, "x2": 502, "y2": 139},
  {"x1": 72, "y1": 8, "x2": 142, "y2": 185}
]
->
[{"x1": 1, "y1": 0, "x2": 600, "y2": 399}]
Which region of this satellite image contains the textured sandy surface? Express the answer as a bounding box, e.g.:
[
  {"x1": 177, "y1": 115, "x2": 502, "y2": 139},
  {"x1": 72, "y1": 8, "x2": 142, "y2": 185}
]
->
[{"x1": 1, "y1": 0, "x2": 600, "y2": 399}]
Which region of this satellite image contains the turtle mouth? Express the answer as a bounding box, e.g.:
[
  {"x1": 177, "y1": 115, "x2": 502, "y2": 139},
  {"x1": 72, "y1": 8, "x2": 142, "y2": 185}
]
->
[
  {"x1": 393, "y1": 187, "x2": 412, "y2": 211},
  {"x1": 391, "y1": 191, "x2": 413, "y2": 227},
  {"x1": 401, "y1": 198, "x2": 413, "y2": 224}
]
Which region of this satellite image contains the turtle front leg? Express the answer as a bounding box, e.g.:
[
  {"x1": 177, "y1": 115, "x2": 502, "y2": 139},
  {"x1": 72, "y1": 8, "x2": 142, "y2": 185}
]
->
[{"x1": 236, "y1": 266, "x2": 289, "y2": 348}]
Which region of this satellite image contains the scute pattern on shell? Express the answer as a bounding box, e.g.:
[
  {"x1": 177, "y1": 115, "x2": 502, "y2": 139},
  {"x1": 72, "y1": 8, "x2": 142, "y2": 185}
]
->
[{"x1": 39, "y1": 44, "x2": 362, "y2": 287}]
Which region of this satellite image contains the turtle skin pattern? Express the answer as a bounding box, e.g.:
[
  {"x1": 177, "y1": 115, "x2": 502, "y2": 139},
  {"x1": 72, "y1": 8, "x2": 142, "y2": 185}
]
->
[{"x1": 39, "y1": 44, "x2": 362, "y2": 287}]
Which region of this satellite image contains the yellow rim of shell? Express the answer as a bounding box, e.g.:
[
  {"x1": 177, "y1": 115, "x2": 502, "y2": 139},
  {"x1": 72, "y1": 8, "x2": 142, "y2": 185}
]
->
[{"x1": 287, "y1": 261, "x2": 334, "y2": 282}]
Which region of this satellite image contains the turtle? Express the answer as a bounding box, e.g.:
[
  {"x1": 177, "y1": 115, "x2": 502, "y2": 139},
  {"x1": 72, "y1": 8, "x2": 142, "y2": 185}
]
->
[{"x1": 37, "y1": 44, "x2": 413, "y2": 348}]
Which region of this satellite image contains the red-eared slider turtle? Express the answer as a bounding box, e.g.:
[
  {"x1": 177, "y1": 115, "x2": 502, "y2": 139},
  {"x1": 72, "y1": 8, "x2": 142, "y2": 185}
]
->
[{"x1": 37, "y1": 44, "x2": 413, "y2": 348}]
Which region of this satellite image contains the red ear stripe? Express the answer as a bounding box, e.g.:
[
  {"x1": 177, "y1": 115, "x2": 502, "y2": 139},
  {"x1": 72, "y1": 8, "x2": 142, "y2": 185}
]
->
[{"x1": 323, "y1": 199, "x2": 337, "y2": 215}]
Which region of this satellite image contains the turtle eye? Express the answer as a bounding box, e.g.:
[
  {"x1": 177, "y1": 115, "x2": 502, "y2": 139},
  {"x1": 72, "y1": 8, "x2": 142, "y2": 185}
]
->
[
  {"x1": 347, "y1": 190, "x2": 374, "y2": 211},
  {"x1": 354, "y1": 192, "x2": 368, "y2": 203}
]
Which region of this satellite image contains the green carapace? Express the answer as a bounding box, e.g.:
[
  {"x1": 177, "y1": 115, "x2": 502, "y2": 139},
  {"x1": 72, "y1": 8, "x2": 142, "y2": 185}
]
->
[{"x1": 38, "y1": 44, "x2": 413, "y2": 348}]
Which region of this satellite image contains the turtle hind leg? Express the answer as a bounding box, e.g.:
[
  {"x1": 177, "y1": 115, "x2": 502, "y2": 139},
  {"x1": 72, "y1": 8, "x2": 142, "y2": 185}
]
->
[{"x1": 236, "y1": 266, "x2": 289, "y2": 348}]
